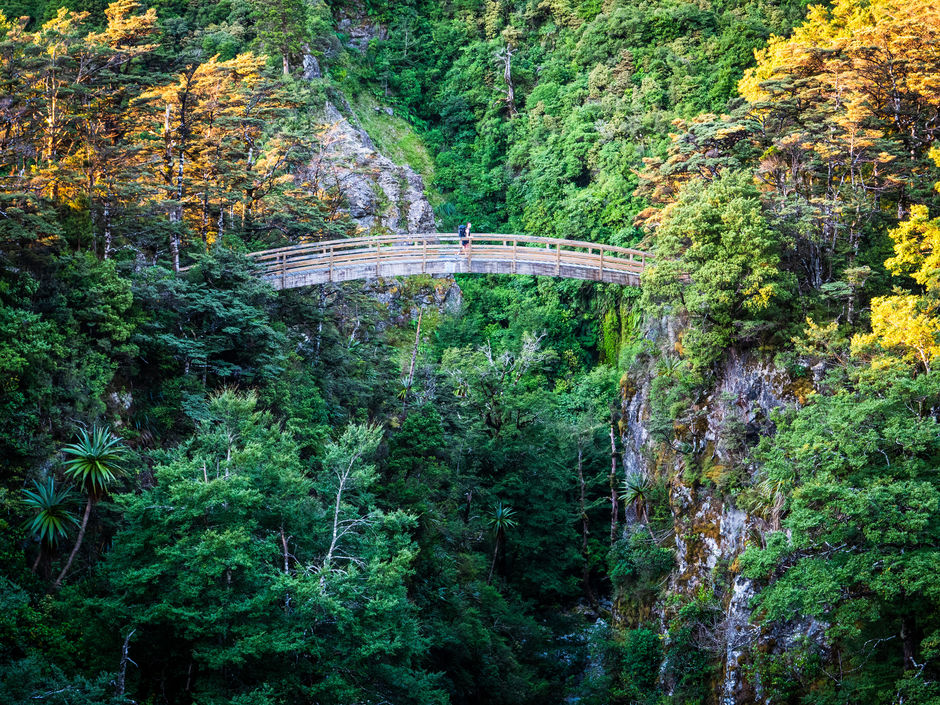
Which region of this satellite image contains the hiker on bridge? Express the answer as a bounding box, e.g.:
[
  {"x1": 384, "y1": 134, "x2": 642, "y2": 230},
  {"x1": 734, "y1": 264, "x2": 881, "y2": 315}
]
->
[{"x1": 459, "y1": 222, "x2": 472, "y2": 254}]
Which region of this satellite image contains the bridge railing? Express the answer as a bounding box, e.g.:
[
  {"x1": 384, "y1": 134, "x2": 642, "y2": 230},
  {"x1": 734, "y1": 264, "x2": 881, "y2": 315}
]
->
[{"x1": 248, "y1": 233, "x2": 649, "y2": 286}]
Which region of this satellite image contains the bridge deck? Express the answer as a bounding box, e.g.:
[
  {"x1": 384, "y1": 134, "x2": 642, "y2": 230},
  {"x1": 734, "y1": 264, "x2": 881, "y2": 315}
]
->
[{"x1": 250, "y1": 234, "x2": 650, "y2": 289}]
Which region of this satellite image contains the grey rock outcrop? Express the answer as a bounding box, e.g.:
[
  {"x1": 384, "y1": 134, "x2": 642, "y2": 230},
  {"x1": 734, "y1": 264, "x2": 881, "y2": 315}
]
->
[
  {"x1": 301, "y1": 50, "x2": 321, "y2": 80},
  {"x1": 361, "y1": 277, "x2": 461, "y2": 327},
  {"x1": 294, "y1": 83, "x2": 456, "y2": 313},
  {"x1": 305, "y1": 100, "x2": 436, "y2": 235},
  {"x1": 337, "y1": 16, "x2": 387, "y2": 52}
]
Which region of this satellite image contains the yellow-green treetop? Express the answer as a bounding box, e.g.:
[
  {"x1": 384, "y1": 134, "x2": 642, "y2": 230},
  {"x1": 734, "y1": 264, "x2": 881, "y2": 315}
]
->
[{"x1": 740, "y1": 0, "x2": 940, "y2": 108}]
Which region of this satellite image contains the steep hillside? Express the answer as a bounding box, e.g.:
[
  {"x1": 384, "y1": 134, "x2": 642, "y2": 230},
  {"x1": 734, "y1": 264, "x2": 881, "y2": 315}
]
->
[
  {"x1": 358, "y1": 0, "x2": 940, "y2": 702},
  {"x1": 1, "y1": 1, "x2": 939, "y2": 705}
]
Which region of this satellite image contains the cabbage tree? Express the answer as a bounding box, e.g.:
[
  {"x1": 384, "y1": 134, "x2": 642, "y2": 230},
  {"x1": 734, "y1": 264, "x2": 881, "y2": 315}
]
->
[
  {"x1": 54, "y1": 426, "x2": 126, "y2": 589},
  {"x1": 22, "y1": 478, "x2": 77, "y2": 571},
  {"x1": 487, "y1": 502, "x2": 517, "y2": 584}
]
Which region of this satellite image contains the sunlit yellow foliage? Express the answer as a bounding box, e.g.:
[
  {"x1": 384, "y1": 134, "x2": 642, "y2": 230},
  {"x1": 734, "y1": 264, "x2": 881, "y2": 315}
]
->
[
  {"x1": 730, "y1": 0, "x2": 940, "y2": 277},
  {"x1": 86, "y1": 0, "x2": 158, "y2": 54},
  {"x1": 0, "y1": 1, "x2": 340, "y2": 260},
  {"x1": 536, "y1": 0, "x2": 581, "y2": 29},
  {"x1": 0, "y1": 0, "x2": 162, "y2": 257},
  {"x1": 739, "y1": 0, "x2": 940, "y2": 200},
  {"x1": 884, "y1": 147, "x2": 940, "y2": 290},
  {"x1": 482, "y1": 0, "x2": 504, "y2": 38},
  {"x1": 136, "y1": 52, "x2": 287, "y2": 251},
  {"x1": 740, "y1": 0, "x2": 940, "y2": 111},
  {"x1": 885, "y1": 205, "x2": 940, "y2": 290},
  {"x1": 853, "y1": 295, "x2": 940, "y2": 371},
  {"x1": 794, "y1": 317, "x2": 849, "y2": 365},
  {"x1": 854, "y1": 139, "x2": 940, "y2": 371}
]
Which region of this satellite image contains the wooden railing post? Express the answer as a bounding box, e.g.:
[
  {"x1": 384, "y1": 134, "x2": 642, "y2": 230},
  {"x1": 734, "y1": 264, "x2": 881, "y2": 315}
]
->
[
  {"x1": 599, "y1": 248, "x2": 604, "y2": 281},
  {"x1": 512, "y1": 240, "x2": 517, "y2": 274},
  {"x1": 555, "y1": 243, "x2": 561, "y2": 275},
  {"x1": 376, "y1": 241, "x2": 381, "y2": 277},
  {"x1": 280, "y1": 253, "x2": 286, "y2": 289},
  {"x1": 329, "y1": 247, "x2": 334, "y2": 282},
  {"x1": 422, "y1": 238, "x2": 427, "y2": 273}
]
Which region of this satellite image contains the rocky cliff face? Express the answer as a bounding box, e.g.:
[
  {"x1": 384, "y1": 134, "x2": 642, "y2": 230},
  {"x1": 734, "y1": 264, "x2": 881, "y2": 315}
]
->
[
  {"x1": 298, "y1": 97, "x2": 456, "y2": 315},
  {"x1": 307, "y1": 99, "x2": 437, "y2": 235},
  {"x1": 617, "y1": 340, "x2": 813, "y2": 703},
  {"x1": 303, "y1": 5, "x2": 436, "y2": 236},
  {"x1": 297, "y1": 7, "x2": 452, "y2": 310}
]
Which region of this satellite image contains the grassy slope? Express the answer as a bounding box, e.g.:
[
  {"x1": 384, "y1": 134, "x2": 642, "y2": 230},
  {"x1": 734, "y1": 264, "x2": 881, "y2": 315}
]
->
[{"x1": 351, "y1": 93, "x2": 443, "y2": 209}]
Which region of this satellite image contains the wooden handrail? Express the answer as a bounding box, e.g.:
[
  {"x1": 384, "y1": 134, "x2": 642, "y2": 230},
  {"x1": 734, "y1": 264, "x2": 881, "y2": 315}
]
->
[
  {"x1": 249, "y1": 233, "x2": 651, "y2": 260},
  {"x1": 177, "y1": 233, "x2": 653, "y2": 287},
  {"x1": 268, "y1": 245, "x2": 644, "y2": 271}
]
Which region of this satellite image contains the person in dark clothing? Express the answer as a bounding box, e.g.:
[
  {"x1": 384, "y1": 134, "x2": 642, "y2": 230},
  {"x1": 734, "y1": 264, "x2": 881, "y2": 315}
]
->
[
  {"x1": 458, "y1": 222, "x2": 472, "y2": 256},
  {"x1": 459, "y1": 222, "x2": 472, "y2": 254}
]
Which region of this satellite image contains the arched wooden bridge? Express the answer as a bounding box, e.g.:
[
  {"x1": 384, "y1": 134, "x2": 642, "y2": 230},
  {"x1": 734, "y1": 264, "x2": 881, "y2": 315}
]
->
[{"x1": 250, "y1": 234, "x2": 651, "y2": 289}]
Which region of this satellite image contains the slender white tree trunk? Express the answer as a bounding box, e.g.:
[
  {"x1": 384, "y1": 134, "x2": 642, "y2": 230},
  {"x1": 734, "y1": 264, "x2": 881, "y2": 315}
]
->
[
  {"x1": 55, "y1": 497, "x2": 92, "y2": 589},
  {"x1": 609, "y1": 425, "x2": 619, "y2": 544}
]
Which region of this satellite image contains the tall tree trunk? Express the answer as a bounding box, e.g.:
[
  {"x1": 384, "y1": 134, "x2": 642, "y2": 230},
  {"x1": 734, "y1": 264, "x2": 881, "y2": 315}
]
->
[
  {"x1": 280, "y1": 524, "x2": 292, "y2": 612},
  {"x1": 170, "y1": 145, "x2": 185, "y2": 272},
  {"x1": 201, "y1": 188, "x2": 209, "y2": 248},
  {"x1": 313, "y1": 287, "x2": 326, "y2": 366},
  {"x1": 163, "y1": 103, "x2": 182, "y2": 273},
  {"x1": 578, "y1": 444, "x2": 597, "y2": 607},
  {"x1": 89, "y1": 171, "x2": 99, "y2": 255},
  {"x1": 321, "y1": 454, "x2": 359, "y2": 588},
  {"x1": 169, "y1": 229, "x2": 181, "y2": 273},
  {"x1": 103, "y1": 197, "x2": 112, "y2": 260},
  {"x1": 463, "y1": 489, "x2": 472, "y2": 524},
  {"x1": 501, "y1": 45, "x2": 517, "y2": 116},
  {"x1": 402, "y1": 309, "x2": 423, "y2": 414},
  {"x1": 901, "y1": 613, "x2": 917, "y2": 670},
  {"x1": 488, "y1": 534, "x2": 501, "y2": 584},
  {"x1": 281, "y1": 17, "x2": 290, "y2": 76},
  {"x1": 115, "y1": 628, "x2": 135, "y2": 698},
  {"x1": 55, "y1": 497, "x2": 93, "y2": 589},
  {"x1": 609, "y1": 424, "x2": 619, "y2": 544}
]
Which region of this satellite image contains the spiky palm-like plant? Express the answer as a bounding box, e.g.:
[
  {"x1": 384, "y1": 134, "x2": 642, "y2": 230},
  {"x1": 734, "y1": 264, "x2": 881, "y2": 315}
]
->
[
  {"x1": 61, "y1": 426, "x2": 127, "y2": 497},
  {"x1": 620, "y1": 473, "x2": 651, "y2": 524},
  {"x1": 487, "y1": 502, "x2": 517, "y2": 583},
  {"x1": 656, "y1": 355, "x2": 683, "y2": 379},
  {"x1": 22, "y1": 479, "x2": 77, "y2": 571},
  {"x1": 54, "y1": 426, "x2": 127, "y2": 588},
  {"x1": 739, "y1": 475, "x2": 786, "y2": 531},
  {"x1": 397, "y1": 376, "x2": 411, "y2": 401}
]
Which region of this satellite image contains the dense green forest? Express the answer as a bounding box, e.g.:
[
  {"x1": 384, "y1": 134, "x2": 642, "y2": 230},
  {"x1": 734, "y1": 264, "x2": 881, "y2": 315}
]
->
[{"x1": 1, "y1": 0, "x2": 939, "y2": 703}]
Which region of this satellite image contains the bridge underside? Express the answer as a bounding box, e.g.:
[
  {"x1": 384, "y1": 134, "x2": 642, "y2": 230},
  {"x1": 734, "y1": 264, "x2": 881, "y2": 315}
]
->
[{"x1": 265, "y1": 258, "x2": 642, "y2": 289}]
